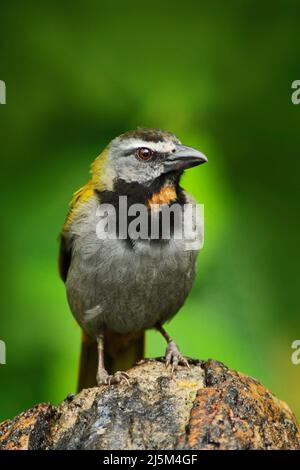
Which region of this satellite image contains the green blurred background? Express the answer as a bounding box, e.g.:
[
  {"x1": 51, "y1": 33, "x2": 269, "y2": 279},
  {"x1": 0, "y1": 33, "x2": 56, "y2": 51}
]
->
[{"x1": 0, "y1": 0, "x2": 300, "y2": 422}]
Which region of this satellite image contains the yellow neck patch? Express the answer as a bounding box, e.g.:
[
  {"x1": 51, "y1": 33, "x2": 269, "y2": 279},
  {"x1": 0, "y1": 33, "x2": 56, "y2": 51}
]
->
[
  {"x1": 91, "y1": 148, "x2": 113, "y2": 191},
  {"x1": 63, "y1": 182, "x2": 94, "y2": 230},
  {"x1": 63, "y1": 148, "x2": 112, "y2": 231}
]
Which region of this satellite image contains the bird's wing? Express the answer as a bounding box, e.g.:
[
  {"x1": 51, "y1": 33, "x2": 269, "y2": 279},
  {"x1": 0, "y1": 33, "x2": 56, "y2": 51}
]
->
[
  {"x1": 58, "y1": 182, "x2": 95, "y2": 282},
  {"x1": 58, "y1": 233, "x2": 72, "y2": 282}
]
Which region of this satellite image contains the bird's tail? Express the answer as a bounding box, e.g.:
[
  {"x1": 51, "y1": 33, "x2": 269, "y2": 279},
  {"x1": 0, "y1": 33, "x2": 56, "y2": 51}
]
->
[{"x1": 77, "y1": 330, "x2": 145, "y2": 391}]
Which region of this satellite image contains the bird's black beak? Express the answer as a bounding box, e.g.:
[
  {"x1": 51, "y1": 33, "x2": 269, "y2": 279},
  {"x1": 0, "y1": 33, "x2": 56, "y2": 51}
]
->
[{"x1": 163, "y1": 144, "x2": 208, "y2": 174}]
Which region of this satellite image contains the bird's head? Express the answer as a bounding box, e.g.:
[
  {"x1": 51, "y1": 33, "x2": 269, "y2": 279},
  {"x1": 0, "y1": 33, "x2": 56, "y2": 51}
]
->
[{"x1": 91, "y1": 128, "x2": 207, "y2": 199}]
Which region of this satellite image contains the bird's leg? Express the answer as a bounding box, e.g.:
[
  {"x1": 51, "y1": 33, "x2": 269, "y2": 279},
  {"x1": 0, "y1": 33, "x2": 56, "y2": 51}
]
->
[
  {"x1": 156, "y1": 323, "x2": 190, "y2": 372},
  {"x1": 96, "y1": 333, "x2": 130, "y2": 386},
  {"x1": 96, "y1": 332, "x2": 109, "y2": 384}
]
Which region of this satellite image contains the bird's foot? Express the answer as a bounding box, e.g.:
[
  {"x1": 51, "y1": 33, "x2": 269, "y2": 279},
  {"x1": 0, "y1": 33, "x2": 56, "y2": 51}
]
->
[
  {"x1": 97, "y1": 369, "x2": 130, "y2": 386},
  {"x1": 165, "y1": 340, "x2": 190, "y2": 373}
]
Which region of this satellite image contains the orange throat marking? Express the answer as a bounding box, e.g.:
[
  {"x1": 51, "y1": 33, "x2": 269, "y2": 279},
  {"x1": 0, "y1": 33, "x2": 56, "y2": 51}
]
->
[{"x1": 147, "y1": 185, "x2": 177, "y2": 210}]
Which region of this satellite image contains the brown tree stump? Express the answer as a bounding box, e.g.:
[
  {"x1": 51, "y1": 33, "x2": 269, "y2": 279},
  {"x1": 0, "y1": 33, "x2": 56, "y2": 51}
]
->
[{"x1": 0, "y1": 359, "x2": 299, "y2": 450}]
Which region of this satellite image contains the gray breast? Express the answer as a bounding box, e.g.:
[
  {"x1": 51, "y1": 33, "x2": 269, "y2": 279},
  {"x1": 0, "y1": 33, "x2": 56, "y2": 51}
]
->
[{"x1": 65, "y1": 196, "x2": 200, "y2": 338}]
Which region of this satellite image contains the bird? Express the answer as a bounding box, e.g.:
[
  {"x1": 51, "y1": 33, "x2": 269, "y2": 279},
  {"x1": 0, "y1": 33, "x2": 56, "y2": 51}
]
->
[{"x1": 59, "y1": 128, "x2": 207, "y2": 389}]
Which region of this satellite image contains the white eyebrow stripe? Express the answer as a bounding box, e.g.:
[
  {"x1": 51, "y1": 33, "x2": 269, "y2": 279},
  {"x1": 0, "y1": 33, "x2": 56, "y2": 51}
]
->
[{"x1": 121, "y1": 138, "x2": 176, "y2": 153}]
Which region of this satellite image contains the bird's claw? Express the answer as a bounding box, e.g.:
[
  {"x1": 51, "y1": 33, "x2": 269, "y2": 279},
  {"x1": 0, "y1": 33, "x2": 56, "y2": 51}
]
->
[
  {"x1": 165, "y1": 340, "x2": 190, "y2": 373},
  {"x1": 97, "y1": 370, "x2": 130, "y2": 386},
  {"x1": 106, "y1": 371, "x2": 130, "y2": 386}
]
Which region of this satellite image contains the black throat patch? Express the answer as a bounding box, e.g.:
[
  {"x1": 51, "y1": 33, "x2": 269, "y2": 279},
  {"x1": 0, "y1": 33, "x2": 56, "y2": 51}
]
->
[
  {"x1": 97, "y1": 171, "x2": 186, "y2": 206},
  {"x1": 95, "y1": 172, "x2": 187, "y2": 248}
]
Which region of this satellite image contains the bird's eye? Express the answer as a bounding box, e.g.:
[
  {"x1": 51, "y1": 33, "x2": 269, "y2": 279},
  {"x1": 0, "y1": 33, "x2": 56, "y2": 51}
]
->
[{"x1": 136, "y1": 147, "x2": 153, "y2": 161}]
